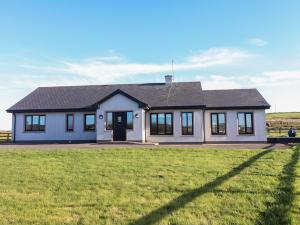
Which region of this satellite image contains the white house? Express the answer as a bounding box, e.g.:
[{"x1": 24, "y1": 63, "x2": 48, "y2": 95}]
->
[{"x1": 7, "y1": 75, "x2": 270, "y2": 143}]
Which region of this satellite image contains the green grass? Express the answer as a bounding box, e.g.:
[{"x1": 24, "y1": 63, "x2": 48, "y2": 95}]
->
[
  {"x1": 0, "y1": 146, "x2": 299, "y2": 225},
  {"x1": 267, "y1": 112, "x2": 300, "y2": 120}
]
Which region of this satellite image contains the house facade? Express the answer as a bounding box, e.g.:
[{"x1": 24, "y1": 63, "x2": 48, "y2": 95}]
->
[{"x1": 7, "y1": 75, "x2": 270, "y2": 143}]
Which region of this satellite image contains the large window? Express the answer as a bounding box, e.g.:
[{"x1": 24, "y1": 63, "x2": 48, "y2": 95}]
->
[
  {"x1": 84, "y1": 114, "x2": 96, "y2": 131},
  {"x1": 25, "y1": 115, "x2": 45, "y2": 132},
  {"x1": 181, "y1": 112, "x2": 193, "y2": 135},
  {"x1": 66, "y1": 114, "x2": 74, "y2": 131},
  {"x1": 211, "y1": 113, "x2": 226, "y2": 135},
  {"x1": 106, "y1": 112, "x2": 133, "y2": 130},
  {"x1": 238, "y1": 112, "x2": 254, "y2": 134},
  {"x1": 150, "y1": 113, "x2": 173, "y2": 135}
]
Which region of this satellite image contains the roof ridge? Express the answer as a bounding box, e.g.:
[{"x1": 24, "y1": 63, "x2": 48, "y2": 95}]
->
[{"x1": 36, "y1": 81, "x2": 201, "y2": 89}]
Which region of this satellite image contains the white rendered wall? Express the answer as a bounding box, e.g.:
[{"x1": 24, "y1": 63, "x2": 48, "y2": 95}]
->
[
  {"x1": 204, "y1": 109, "x2": 267, "y2": 142},
  {"x1": 14, "y1": 112, "x2": 96, "y2": 141},
  {"x1": 145, "y1": 110, "x2": 204, "y2": 143},
  {"x1": 96, "y1": 94, "x2": 145, "y2": 142}
]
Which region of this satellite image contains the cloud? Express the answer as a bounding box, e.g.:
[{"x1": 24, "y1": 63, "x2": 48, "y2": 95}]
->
[
  {"x1": 16, "y1": 47, "x2": 252, "y2": 86},
  {"x1": 249, "y1": 38, "x2": 268, "y2": 46},
  {"x1": 197, "y1": 70, "x2": 300, "y2": 90},
  {"x1": 196, "y1": 71, "x2": 300, "y2": 112}
]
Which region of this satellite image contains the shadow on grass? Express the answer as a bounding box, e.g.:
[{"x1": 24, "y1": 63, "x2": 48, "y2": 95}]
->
[
  {"x1": 130, "y1": 149, "x2": 273, "y2": 225},
  {"x1": 256, "y1": 145, "x2": 300, "y2": 225}
]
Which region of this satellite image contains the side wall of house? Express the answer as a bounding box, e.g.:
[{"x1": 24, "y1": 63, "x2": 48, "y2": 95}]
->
[
  {"x1": 204, "y1": 109, "x2": 267, "y2": 142},
  {"x1": 145, "y1": 109, "x2": 204, "y2": 143},
  {"x1": 14, "y1": 112, "x2": 96, "y2": 142},
  {"x1": 97, "y1": 94, "x2": 145, "y2": 142}
]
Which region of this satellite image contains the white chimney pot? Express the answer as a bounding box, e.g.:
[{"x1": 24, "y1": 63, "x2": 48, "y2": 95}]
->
[{"x1": 165, "y1": 75, "x2": 174, "y2": 85}]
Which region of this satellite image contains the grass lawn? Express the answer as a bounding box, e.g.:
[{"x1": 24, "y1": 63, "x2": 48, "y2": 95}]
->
[{"x1": 0, "y1": 146, "x2": 299, "y2": 225}]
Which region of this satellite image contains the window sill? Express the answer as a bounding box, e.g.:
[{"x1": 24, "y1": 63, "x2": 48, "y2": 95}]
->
[
  {"x1": 24, "y1": 131, "x2": 45, "y2": 133},
  {"x1": 150, "y1": 134, "x2": 174, "y2": 136}
]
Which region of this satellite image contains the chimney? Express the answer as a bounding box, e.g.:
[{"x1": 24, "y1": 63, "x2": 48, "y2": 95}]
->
[{"x1": 165, "y1": 75, "x2": 174, "y2": 85}]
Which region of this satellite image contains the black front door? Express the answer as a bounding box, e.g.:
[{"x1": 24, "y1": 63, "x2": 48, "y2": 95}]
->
[{"x1": 113, "y1": 112, "x2": 127, "y2": 141}]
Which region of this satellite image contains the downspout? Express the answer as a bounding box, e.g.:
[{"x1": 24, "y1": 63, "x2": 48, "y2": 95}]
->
[
  {"x1": 202, "y1": 109, "x2": 206, "y2": 143},
  {"x1": 144, "y1": 111, "x2": 147, "y2": 143},
  {"x1": 13, "y1": 113, "x2": 16, "y2": 143},
  {"x1": 144, "y1": 106, "x2": 150, "y2": 143}
]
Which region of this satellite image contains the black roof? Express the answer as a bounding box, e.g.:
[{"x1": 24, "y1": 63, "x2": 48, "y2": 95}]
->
[{"x1": 6, "y1": 82, "x2": 270, "y2": 113}]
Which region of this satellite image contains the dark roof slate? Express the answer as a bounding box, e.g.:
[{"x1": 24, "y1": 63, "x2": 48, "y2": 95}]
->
[
  {"x1": 203, "y1": 89, "x2": 270, "y2": 109},
  {"x1": 7, "y1": 82, "x2": 205, "y2": 112}
]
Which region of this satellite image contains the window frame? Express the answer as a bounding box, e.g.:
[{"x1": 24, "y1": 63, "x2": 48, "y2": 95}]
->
[
  {"x1": 84, "y1": 113, "x2": 96, "y2": 131},
  {"x1": 66, "y1": 114, "x2": 74, "y2": 132},
  {"x1": 238, "y1": 112, "x2": 254, "y2": 135},
  {"x1": 181, "y1": 112, "x2": 194, "y2": 135},
  {"x1": 150, "y1": 113, "x2": 173, "y2": 135},
  {"x1": 210, "y1": 113, "x2": 227, "y2": 135},
  {"x1": 24, "y1": 115, "x2": 46, "y2": 132}
]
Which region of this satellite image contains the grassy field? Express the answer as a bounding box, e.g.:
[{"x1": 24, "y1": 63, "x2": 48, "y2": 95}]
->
[
  {"x1": 267, "y1": 112, "x2": 300, "y2": 120},
  {"x1": 266, "y1": 112, "x2": 300, "y2": 137},
  {"x1": 0, "y1": 146, "x2": 299, "y2": 225}
]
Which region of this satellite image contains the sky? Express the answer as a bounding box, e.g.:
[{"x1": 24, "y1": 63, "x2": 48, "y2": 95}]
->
[{"x1": 0, "y1": 0, "x2": 300, "y2": 130}]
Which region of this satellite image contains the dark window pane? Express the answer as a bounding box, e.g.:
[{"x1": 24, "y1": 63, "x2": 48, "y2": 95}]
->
[
  {"x1": 150, "y1": 114, "x2": 157, "y2": 134},
  {"x1": 211, "y1": 114, "x2": 218, "y2": 134},
  {"x1": 106, "y1": 112, "x2": 113, "y2": 130},
  {"x1": 187, "y1": 113, "x2": 193, "y2": 135},
  {"x1": 32, "y1": 116, "x2": 39, "y2": 131},
  {"x1": 25, "y1": 116, "x2": 32, "y2": 131},
  {"x1": 218, "y1": 114, "x2": 226, "y2": 134},
  {"x1": 157, "y1": 114, "x2": 165, "y2": 134},
  {"x1": 66, "y1": 114, "x2": 74, "y2": 131},
  {"x1": 165, "y1": 114, "x2": 173, "y2": 134},
  {"x1": 39, "y1": 116, "x2": 45, "y2": 131},
  {"x1": 85, "y1": 114, "x2": 95, "y2": 131},
  {"x1": 127, "y1": 112, "x2": 133, "y2": 129},
  {"x1": 246, "y1": 113, "x2": 253, "y2": 134},
  {"x1": 182, "y1": 112, "x2": 193, "y2": 135},
  {"x1": 238, "y1": 113, "x2": 246, "y2": 134},
  {"x1": 182, "y1": 113, "x2": 187, "y2": 128}
]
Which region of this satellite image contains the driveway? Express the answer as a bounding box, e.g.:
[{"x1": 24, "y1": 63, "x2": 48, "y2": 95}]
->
[{"x1": 0, "y1": 142, "x2": 291, "y2": 150}]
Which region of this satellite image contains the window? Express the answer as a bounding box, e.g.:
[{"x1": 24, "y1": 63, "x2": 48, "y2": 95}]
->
[
  {"x1": 84, "y1": 114, "x2": 96, "y2": 131},
  {"x1": 106, "y1": 112, "x2": 133, "y2": 130},
  {"x1": 211, "y1": 113, "x2": 226, "y2": 135},
  {"x1": 25, "y1": 115, "x2": 45, "y2": 131},
  {"x1": 182, "y1": 112, "x2": 193, "y2": 135},
  {"x1": 150, "y1": 113, "x2": 173, "y2": 135},
  {"x1": 126, "y1": 111, "x2": 133, "y2": 129},
  {"x1": 238, "y1": 112, "x2": 254, "y2": 134},
  {"x1": 106, "y1": 112, "x2": 113, "y2": 130},
  {"x1": 66, "y1": 114, "x2": 74, "y2": 131}
]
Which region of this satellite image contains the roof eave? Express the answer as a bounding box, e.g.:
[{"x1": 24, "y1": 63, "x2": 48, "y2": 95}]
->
[
  {"x1": 150, "y1": 105, "x2": 206, "y2": 110},
  {"x1": 204, "y1": 105, "x2": 271, "y2": 110},
  {"x1": 6, "y1": 107, "x2": 97, "y2": 113}
]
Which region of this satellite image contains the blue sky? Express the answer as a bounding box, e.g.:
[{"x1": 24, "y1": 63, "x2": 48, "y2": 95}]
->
[{"x1": 1, "y1": 0, "x2": 300, "y2": 129}]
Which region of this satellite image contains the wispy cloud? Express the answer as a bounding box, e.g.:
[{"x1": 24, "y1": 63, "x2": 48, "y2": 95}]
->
[
  {"x1": 248, "y1": 38, "x2": 268, "y2": 46},
  {"x1": 16, "y1": 47, "x2": 252, "y2": 86},
  {"x1": 197, "y1": 70, "x2": 300, "y2": 90}
]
